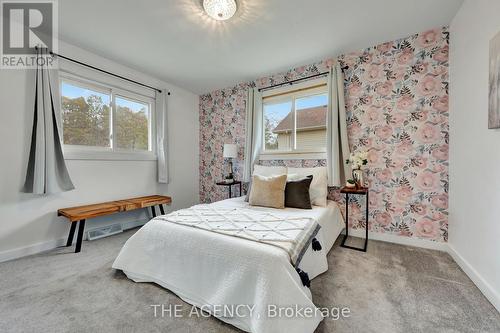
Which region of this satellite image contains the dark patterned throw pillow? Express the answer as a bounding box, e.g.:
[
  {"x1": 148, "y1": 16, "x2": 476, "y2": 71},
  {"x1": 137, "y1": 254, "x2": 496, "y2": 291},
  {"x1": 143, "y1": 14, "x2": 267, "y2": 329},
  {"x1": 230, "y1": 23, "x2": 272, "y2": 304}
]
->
[{"x1": 285, "y1": 175, "x2": 313, "y2": 209}]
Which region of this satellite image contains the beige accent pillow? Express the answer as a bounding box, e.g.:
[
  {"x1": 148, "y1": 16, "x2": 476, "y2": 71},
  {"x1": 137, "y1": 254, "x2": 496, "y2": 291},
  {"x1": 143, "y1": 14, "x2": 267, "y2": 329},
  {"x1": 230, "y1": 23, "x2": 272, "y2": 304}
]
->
[
  {"x1": 245, "y1": 165, "x2": 288, "y2": 202},
  {"x1": 248, "y1": 174, "x2": 287, "y2": 209}
]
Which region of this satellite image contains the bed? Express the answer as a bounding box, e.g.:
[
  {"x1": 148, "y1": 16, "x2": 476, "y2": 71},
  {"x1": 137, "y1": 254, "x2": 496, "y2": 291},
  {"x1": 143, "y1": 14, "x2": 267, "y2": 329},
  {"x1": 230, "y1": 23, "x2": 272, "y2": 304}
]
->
[{"x1": 112, "y1": 196, "x2": 344, "y2": 333}]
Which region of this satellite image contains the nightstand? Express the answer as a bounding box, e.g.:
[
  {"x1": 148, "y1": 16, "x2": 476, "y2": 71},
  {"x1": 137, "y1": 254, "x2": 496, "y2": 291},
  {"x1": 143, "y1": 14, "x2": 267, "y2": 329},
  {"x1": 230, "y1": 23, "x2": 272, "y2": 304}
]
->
[
  {"x1": 340, "y1": 186, "x2": 369, "y2": 252},
  {"x1": 216, "y1": 180, "x2": 242, "y2": 199}
]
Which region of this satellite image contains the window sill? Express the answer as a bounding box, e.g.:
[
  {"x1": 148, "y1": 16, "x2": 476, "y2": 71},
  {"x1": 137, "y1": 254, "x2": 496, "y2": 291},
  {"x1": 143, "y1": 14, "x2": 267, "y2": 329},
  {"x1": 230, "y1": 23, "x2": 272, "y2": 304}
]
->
[
  {"x1": 63, "y1": 149, "x2": 157, "y2": 161},
  {"x1": 259, "y1": 151, "x2": 326, "y2": 160}
]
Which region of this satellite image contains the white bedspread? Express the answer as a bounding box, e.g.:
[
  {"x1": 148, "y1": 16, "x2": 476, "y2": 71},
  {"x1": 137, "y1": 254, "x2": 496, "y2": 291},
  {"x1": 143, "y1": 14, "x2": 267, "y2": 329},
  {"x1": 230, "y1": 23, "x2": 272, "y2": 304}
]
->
[
  {"x1": 112, "y1": 197, "x2": 344, "y2": 333},
  {"x1": 156, "y1": 205, "x2": 321, "y2": 267}
]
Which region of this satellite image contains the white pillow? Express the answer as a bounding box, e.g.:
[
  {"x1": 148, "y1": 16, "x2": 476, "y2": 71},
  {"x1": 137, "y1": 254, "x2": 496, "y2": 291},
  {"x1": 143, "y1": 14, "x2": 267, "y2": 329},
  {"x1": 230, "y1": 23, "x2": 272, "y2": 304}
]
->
[
  {"x1": 287, "y1": 167, "x2": 328, "y2": 207},
  {"x1": 253, "y1": 165, "x2": 287, "y2": 177},
  {"x1": 287, "y1": 174, "x2": 309, "y2": 181}
]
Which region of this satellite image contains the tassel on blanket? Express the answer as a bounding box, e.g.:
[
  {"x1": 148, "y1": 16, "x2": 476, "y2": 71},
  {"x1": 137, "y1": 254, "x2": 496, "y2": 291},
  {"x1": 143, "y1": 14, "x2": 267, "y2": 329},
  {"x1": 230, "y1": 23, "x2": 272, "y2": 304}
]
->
[
  {"x1": 311, "y1": 238, "x2": 322, "y2": 251},
  {"x1": 296, "y1": 268, "x2": 310, "y2": 288}
]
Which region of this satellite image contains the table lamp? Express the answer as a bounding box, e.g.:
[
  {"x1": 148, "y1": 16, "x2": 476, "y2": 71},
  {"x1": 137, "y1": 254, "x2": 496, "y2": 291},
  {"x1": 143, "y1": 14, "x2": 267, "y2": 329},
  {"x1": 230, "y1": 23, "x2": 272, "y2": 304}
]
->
[{"x1": 223, "y1": 144, "x2": 237, "y2": 182}]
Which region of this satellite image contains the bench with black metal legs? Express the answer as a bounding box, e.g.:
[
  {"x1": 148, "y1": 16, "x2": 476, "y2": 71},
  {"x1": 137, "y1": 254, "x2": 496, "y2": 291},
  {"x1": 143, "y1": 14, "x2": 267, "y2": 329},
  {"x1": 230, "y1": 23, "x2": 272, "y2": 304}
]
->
[{"x1": 58, "y1": 195, "x2": 172, "y2": 253}]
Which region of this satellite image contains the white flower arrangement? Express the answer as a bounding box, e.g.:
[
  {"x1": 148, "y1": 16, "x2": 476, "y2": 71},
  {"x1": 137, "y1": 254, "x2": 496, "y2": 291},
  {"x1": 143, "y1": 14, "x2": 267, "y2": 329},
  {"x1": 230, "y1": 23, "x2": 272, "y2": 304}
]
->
[{"x1": 346, "y1": 151, "x2": 368, "y2": 170}]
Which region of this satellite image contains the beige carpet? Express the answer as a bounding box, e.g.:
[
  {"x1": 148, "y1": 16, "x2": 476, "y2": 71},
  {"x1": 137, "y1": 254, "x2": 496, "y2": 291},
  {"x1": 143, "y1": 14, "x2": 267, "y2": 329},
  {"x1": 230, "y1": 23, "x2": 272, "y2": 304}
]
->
[{"x1": 0, "y1": 229, "x2": 499, "y2": 333}]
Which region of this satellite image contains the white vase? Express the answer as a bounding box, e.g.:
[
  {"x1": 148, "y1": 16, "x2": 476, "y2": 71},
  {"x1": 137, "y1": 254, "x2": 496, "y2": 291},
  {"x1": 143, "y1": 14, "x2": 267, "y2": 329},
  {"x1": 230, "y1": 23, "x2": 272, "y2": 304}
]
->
[{"x1": 352, "y1": 169, "x2": 364, "y2": 187}]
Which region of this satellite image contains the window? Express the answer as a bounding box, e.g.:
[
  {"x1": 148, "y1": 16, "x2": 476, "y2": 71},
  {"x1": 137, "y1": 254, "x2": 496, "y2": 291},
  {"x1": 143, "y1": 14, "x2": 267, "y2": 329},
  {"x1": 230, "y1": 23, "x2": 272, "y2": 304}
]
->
[
  {"x1": 262, "y1": 79, "x2": 328, "y2": 158},
  {"x1": 61, "y1": 81, "x2": 111, "y2": 149},
  {"x1": 264, "y1": 100, "x2": 292, "y2": 151},
  {"x1": 115, "y1": 96, "x2": 150, "y2": 151},
  {"x1": 60, "y1": 74, "x2": 155, "y2": 160}
]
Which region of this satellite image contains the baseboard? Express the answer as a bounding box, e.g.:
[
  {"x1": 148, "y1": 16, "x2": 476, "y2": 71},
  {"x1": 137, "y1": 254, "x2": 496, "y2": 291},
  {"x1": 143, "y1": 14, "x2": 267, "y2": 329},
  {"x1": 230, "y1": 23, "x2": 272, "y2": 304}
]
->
[
  {"x1": 0, "y1": 219, "x2": 149, "y2": 264},
  {"x1": 343, "y1": 229, "x2": 449, "y2": 252},
  {"x1": 447, "y1": 244, "x2": 500, "y2": 313},
  {"x1": 0, "y1": 237, "x2": 67, "y2": 263}
]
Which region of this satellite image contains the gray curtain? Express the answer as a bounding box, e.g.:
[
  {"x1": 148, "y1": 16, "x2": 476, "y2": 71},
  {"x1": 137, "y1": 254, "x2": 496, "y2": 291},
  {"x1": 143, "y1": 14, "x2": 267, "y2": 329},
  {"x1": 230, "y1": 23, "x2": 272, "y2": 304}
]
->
[
  {"x1": 326, "y1": 62, "x2": 351, "y2": 187},
  {"x1": 23, "y1": 48, "x2": 74, "y2": 194},
  {"x1": 243, "y1": 87, "x2": 263, "y2": 182},
  {"x1": 156, "y1": 90, "x2": 169, "y2": 184}
]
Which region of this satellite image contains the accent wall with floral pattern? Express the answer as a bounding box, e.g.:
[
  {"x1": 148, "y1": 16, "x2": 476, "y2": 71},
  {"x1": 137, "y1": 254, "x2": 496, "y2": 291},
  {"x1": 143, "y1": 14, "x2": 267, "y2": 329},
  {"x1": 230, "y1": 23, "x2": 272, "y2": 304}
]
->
[{"x1": 199, "y1": 27, "x2": 449, "y2": 242}]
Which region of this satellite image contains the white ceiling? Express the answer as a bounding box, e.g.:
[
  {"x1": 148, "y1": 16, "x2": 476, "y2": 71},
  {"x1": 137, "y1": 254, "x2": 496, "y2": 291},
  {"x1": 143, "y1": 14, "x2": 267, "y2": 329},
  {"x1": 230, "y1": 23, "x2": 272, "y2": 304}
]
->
[{"x1": 59, "y1": 0, "x2": 463, "y2": 94}]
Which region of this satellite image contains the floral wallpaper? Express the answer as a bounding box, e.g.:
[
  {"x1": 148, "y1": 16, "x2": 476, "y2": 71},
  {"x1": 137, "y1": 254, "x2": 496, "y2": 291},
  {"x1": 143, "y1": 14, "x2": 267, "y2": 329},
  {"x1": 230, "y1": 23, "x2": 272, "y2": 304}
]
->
[{"x1": 199, "y1": 27, "x2": 449, "y2": 242}]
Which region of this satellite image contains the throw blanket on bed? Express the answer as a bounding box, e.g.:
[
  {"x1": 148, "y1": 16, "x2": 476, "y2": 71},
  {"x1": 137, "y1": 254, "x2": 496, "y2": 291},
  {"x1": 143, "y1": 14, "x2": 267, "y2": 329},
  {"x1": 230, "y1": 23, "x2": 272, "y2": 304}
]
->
[{"x1": 156, "y1": 205, "x2": 321, "y2": 269}]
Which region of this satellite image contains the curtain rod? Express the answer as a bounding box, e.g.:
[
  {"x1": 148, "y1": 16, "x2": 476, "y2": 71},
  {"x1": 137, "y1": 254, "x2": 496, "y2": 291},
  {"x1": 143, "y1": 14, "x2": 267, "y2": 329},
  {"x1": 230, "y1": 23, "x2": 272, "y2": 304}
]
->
[
  {"x1": 35, "y1": 47, "x2": 169, "y2": 95},
  {"x1": 257, "y1": 66, "x2": 349, "y2": 92}
]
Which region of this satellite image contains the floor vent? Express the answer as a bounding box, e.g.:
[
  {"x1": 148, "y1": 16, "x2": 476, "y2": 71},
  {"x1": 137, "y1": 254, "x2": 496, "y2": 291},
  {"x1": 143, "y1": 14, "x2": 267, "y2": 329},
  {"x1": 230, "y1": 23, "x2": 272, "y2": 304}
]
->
[{"x1": 87, "y1": 223, "x2": 123, "y2": 241}]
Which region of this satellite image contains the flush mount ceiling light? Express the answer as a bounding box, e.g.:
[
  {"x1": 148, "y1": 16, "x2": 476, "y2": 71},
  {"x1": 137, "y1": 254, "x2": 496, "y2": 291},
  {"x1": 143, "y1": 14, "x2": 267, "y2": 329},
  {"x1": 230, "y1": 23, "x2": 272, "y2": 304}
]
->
[{"x1": 203, "y1": 0, "x2": 237, "y2": 21}]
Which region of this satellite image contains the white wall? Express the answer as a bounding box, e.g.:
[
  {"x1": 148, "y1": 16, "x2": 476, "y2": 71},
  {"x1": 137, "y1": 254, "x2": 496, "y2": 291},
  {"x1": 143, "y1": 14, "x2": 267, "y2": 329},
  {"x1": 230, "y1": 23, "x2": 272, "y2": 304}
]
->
[
  {"x1": 449, "y1": 0, "x2": 500, "y2": 312},
  {"x1": 0, "y1": 41, "x2": 199, "y2": 261}
]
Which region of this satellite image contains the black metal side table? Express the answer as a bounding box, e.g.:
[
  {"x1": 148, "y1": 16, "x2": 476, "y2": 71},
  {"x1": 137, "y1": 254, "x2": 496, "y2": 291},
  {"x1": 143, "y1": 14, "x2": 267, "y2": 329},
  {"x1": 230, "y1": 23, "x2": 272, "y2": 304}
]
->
[
  {"x1": 216, "y1": 180, "x2": 242, "y2": 198},
  {"x1": 340, "y1": 186, "x2": 369, "y2": 252}
]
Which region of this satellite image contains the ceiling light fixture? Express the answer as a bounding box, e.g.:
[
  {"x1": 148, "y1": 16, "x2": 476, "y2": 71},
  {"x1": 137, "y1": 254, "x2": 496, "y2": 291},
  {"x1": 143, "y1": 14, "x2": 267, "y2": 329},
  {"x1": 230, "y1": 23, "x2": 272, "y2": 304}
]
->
[{"x1": 203, "y1": 0, "x2": 237, "y2": 21}]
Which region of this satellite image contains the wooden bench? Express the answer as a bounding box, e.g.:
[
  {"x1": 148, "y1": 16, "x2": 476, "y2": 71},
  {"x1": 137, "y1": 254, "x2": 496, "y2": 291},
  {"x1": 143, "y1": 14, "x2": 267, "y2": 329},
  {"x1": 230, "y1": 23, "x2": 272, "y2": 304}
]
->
[{"x1": 58, "y1": 195, "x2": 172, "y2": 253}]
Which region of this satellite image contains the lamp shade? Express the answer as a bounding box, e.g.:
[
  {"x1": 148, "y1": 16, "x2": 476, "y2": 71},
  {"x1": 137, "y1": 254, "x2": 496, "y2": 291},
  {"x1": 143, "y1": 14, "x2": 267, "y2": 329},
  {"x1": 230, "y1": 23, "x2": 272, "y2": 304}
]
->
[{"x1": 223, "y1": 144, "x2": 237, "y2": 158}]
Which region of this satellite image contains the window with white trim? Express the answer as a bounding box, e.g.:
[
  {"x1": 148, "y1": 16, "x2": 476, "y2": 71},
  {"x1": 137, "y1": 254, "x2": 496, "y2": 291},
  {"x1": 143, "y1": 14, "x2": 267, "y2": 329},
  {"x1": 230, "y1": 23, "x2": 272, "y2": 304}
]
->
[
  {"x1": 261, "y1": 78, "x2": 328, "y2": 159},
  {"x1": 59, "y1": 73, "x2": 155, "y2": 160}
]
